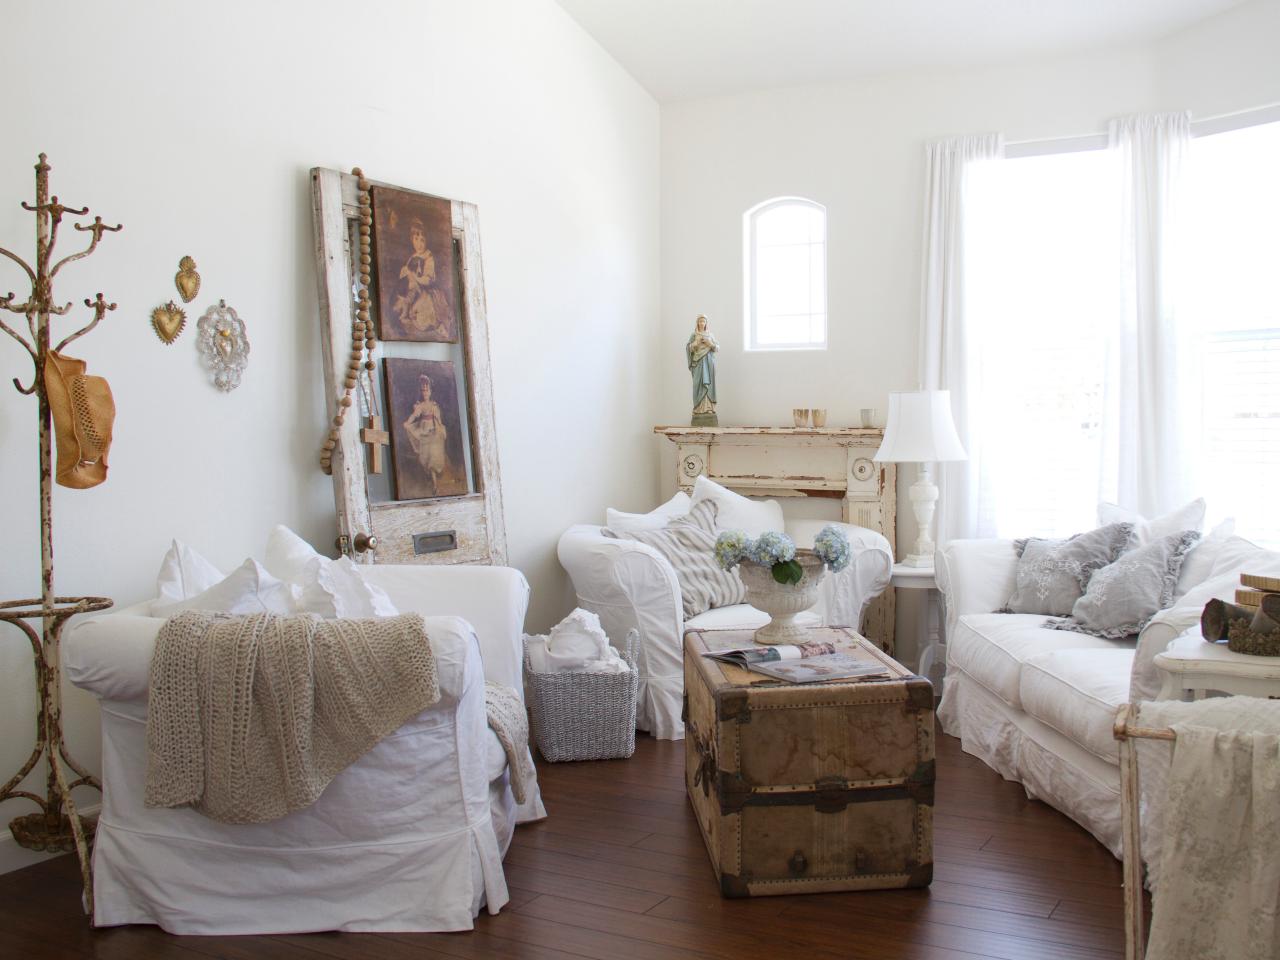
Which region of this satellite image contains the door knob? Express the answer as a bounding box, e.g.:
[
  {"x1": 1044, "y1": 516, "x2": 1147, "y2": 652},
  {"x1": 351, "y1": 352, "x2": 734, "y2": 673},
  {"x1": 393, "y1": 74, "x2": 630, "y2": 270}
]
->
[{"x1": 353, "y1": 532, "x2": 378, "y2": 554}]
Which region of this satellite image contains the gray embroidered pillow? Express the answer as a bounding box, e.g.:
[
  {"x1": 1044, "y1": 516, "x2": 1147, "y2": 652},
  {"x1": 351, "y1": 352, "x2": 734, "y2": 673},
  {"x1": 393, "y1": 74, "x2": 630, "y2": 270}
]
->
[
  {"x1": 1048, "y1": 530, "x2": 1201, "y2": 639},
  {"x1": 625, "y1": 499, "x2": 746, "y2": 618},
  {"x1": 1004, "y1": 523, "x2": 1134, "y2": 616}
]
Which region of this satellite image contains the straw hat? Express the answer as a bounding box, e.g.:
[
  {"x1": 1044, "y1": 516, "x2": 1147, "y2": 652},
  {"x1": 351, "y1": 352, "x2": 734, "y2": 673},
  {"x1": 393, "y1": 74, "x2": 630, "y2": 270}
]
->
[{"x1": 43, "y1": 351, "x2": 115, "y2": 489}]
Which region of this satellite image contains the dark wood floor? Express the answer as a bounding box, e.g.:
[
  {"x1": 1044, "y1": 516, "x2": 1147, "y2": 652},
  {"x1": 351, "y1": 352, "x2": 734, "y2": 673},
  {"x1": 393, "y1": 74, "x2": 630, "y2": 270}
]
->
[{"x1": 0, "y1": 732, "x2": 1126, "y2": 959}]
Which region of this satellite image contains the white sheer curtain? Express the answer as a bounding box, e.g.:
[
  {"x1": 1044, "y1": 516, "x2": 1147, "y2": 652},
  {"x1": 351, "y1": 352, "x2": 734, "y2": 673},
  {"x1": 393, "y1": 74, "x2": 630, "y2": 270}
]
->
[
  {"x1": 1106, "y1": 111, "x2": 1198, "y2": 519},
  {"x1": 920, "y1": 114, "x2": 1197, "y2": 541},
  {"x1": 918, "y1": 133, "x2": 1003, "y2": 542}
]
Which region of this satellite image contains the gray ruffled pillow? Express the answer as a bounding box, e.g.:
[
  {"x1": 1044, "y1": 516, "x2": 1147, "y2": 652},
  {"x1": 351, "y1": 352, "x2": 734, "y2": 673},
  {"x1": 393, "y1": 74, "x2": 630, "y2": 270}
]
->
[
  {"x1": 1004, "y1": 523, "x2": 1135, "y2": 616},
  {"x1": 1048, "y1": 529, "x2": 1201, "y2": 639}
]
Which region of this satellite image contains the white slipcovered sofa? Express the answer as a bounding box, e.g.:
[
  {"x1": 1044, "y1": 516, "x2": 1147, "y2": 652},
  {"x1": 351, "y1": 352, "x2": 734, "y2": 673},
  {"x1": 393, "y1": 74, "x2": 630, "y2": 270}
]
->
[
  {"x1": 65, "y1": 564, "x2": 545, "y2": 934},
  {"x1": 559, "y1": 517, "x2": 893, "y2": 740},
  {"x1": 936, "y1": 533, "x2": 1280, "y2": 856}
]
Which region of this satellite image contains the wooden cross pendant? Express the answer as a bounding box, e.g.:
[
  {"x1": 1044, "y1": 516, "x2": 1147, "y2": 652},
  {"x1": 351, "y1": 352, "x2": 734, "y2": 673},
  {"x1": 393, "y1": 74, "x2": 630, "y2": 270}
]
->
[{"x1": 360, "y1": 415, "x2": 390, "y2": 475}]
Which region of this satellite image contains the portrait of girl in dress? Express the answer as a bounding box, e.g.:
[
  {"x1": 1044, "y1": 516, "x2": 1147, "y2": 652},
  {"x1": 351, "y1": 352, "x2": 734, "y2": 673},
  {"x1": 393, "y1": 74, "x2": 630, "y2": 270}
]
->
[
  {"x1": 370, "y1": 185, "x2": 458, "y2": 343},
  {"x1": 384, "y1": 358, "x2": 468, "y2": 500}
]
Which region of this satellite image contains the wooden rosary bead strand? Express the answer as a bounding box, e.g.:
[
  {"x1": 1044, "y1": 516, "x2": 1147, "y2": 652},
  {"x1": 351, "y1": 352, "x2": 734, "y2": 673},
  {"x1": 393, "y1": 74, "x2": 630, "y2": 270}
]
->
[{"x1": 322, "y1": 166, "x2": 380, "y2": 476}]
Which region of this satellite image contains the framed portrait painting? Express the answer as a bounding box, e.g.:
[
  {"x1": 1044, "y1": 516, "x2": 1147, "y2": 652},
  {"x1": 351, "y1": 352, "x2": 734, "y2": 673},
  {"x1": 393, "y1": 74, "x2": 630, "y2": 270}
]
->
[
  {"x1": 384, "y1": 357, "x2": 469, "y2": 500},
  {"x1": 370, "y1": 185, "x2": 458, "y2": 343}
]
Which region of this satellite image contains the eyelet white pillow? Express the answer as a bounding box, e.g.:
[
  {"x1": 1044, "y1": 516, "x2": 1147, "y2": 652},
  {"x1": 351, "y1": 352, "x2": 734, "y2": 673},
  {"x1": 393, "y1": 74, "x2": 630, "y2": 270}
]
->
[
  {"x1": 263, "y1": 525, "x2": 397, "y2": 618},
  {"x1": 151, "y1": 559, "x2": 296, "y2": 617},
  {"x1": 152, "y1": 540, "x2": 225, "y2": 615},
  {"x1": 690, "y1": 476, "x2": 785, "y2": 538},
  {"x1": 605, "y1": 491, "x2": 691, "y2": 535}
]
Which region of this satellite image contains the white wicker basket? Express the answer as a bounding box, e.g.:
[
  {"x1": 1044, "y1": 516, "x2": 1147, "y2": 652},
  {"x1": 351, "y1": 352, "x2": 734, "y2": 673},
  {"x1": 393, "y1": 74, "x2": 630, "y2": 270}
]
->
[{"x1": 523, "y1": 629, "x2": 638, "y2": 762}]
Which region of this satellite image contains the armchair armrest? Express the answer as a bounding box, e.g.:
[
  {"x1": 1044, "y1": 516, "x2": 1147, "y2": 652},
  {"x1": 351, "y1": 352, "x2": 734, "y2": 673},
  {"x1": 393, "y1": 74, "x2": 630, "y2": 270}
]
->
[
  {"x1": 359, "y1": 564, "x2": 530, "y2": 697},
  {"x1": 557, "y1": 524, "x2": 684, "y2": 738},
  {"x1": 935, "y1": 538, "x2": 1018, "y2": 639},
  {"x1": 65, "y1": 612, "x2": 480, "y2": 706},
  {"x1": 1130, "y1": 607, "x2": 1203, "y2": 702},
  {"x1": 786, "y1": 520, "x2": 892, "y2": 629}
]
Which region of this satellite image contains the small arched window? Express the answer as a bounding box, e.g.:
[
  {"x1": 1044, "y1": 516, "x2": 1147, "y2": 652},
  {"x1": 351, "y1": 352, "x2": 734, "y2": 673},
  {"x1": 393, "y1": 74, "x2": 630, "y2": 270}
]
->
[{"x1": 743, "y1": 197, "x2": 827, "y2": 350}]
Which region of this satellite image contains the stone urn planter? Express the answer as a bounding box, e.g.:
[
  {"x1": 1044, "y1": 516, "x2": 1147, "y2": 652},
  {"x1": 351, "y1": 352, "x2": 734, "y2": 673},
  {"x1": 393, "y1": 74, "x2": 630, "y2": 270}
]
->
[{"x1": 737, "y1": 549, "x2": 828, "y2": 645}]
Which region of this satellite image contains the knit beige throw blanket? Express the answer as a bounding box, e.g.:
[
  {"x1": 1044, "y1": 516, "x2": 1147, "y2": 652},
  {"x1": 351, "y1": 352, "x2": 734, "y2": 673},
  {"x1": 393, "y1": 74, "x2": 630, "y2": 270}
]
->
[{"x1": 145, "y1": 611, "x2": 440, "y2": 824}]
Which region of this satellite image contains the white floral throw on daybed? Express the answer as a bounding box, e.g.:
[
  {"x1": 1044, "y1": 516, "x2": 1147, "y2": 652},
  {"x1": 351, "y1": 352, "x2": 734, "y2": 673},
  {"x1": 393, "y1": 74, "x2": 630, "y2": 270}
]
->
[{"x1": 1137, "y1": 696, "x2": 1280, "y2": 960}]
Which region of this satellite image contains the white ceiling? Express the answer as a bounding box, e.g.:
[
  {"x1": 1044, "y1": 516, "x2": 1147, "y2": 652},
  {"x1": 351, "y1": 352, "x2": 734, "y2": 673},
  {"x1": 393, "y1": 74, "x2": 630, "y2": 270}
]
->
[{"x1": 555, "y1": 0, "x2": 1248, "y2": 101}]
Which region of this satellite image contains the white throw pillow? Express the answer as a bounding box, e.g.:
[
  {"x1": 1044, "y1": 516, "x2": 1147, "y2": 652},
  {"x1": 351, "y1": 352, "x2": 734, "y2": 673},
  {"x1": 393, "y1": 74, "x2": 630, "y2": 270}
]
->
[
  {"x1": 263, "y1": 525, "x2": 397, "y2": 618},
  {"x1": 1097, "y1": 498, "x2": 1206, "y2": 548},
  {"x1": 152, "y1": 540, "x2": 225, "y2": 614},
  {"x1": 151, "y1": 559, "x2": 296, "y2": 616},
  {"x1": 264, "y1": 523, "x2": 330, "y2": 583},
  {"x1": 1175, "y1": 535, "x2": 1280, "y2": 612},
  {"x1": 605, "y1": 491, "x2": 691, "y2": 535},
  {"x1": 1175, "y1": 570, "x2": 1246, "y2": 615},
  {"x1": 1174, "y1": 517, "x2": 1236, "y2": 597},
  {"x1": 690, "y1": 476, "x2": 785, "y2": 538},
  {"x1": 1207, "y1": 535, "x2": 1280, "y2": 583}
]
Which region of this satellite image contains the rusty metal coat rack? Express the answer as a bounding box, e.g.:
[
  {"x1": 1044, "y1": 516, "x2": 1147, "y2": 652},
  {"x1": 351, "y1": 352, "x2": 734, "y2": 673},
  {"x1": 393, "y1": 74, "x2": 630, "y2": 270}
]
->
[{"x1": 0, "y1": 154, "x2": 120, "y2": 918}]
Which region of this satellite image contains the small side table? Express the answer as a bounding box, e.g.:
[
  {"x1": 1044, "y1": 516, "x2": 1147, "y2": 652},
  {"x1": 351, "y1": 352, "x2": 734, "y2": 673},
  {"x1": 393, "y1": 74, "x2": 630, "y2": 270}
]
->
[
  {"x1": 891, "y1": 563, "x2": 941, "y2": 681},
  {"x1": 1155, "y1": 631, "x2": 1280, "y2": 700}
]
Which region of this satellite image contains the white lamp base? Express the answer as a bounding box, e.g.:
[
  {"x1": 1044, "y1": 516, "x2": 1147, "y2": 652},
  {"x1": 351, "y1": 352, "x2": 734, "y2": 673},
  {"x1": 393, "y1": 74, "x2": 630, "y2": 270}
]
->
[{"x1": 905, "y1": 464, "x2": 939, "y2": 568}]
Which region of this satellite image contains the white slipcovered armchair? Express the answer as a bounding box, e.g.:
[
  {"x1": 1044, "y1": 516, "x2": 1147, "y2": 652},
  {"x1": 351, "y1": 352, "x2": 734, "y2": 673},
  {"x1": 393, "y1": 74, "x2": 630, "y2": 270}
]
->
[
  {"x1": 64, "y1": 564, "x2": 544, "y2": 934},
  {"x1": 558, "y1": 519, "x2": 892, "y2": 739}
]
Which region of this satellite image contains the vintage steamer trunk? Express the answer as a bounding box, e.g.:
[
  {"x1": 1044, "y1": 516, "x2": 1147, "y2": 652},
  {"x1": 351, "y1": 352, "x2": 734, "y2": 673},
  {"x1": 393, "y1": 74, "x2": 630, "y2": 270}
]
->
[{"x1": 684, "y1": 627, "x2": 934, "y2": 897}]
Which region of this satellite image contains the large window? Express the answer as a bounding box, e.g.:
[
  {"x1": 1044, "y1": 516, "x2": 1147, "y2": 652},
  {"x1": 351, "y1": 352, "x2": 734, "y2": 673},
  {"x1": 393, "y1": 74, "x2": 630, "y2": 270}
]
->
[
  {"x1": 963, "y1": 117, "x2": 1280, "y2": 542},
  {"x1": 1182, "y1": 120, "x2": 1280, "y2": 542},
  {"x1": 743, "y1": 197, "x2": 827, "y2": 350},
  {"x1": 964, "y1": 149, "x2": 1123, "y2": 538}
]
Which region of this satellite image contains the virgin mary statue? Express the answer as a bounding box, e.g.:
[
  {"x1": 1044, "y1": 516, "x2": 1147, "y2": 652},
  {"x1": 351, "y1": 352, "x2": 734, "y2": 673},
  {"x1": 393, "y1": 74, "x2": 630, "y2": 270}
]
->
[{"x1": 687, "y1": 314, "x2": 718, "y2": 426}]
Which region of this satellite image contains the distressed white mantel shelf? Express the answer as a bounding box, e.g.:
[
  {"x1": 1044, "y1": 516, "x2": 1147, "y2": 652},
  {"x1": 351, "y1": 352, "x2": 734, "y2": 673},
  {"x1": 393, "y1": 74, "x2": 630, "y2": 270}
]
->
[{"x1": 655, "y1": 425, "x2": 897, "y2": 649}]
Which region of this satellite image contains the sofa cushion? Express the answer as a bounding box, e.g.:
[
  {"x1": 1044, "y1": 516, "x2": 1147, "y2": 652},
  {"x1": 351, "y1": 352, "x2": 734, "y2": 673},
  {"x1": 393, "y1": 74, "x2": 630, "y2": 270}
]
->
[
  {"x1": 948, "y1": 613, "x2": 1131, "y2": 708},
  {"x1": 1098, "y1": 498, "x2": 1205, "y2": 548},
  {"x1": 690, "y1": 475, "x2": 785, "y2": 539},
  {"x1": 153, "y1": 539, "x2": 225, "y2": 612},
  {"x1": 1050, "y1": 530, "x2": 1200, "y2": 639},
  {"x1": 685, "y1": 604, "x2": 821, "y2": 632},
  {"x1": 1005, "y1": 523, "x2": 1134, "y2": 616},
  {"x1": 625, "y1": 499, "x2": 747, "y2": 618},
  {"x1": 1020, "y1": 648, "x2": 1134, "y2": 766},
  {"x1": 150, "y1": 558, "x2": 296, "y2": 617},
  {"x1": 605, "y1": 491, "x2": 691, "y2": 535}
]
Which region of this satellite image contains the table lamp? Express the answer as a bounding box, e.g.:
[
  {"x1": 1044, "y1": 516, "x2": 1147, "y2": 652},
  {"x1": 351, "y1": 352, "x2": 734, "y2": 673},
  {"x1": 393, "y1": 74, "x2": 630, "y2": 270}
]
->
[{"x1": 873, "y1": 390, "x2": 967, "y2": 567}]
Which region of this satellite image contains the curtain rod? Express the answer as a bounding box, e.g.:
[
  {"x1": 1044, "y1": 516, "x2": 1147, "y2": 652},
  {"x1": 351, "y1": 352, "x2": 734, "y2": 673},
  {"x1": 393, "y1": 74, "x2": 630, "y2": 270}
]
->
[{"x1": 1004, "y1": 102, "x2": 1280, "y2": 158}]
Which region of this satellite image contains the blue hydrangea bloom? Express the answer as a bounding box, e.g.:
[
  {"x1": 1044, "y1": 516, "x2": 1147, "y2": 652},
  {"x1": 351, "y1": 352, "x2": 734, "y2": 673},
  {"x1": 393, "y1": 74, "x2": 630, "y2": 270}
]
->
[
  {"x1": 812, "y1": 524, "x2": 852, "y2": 572},
  {"x1": 749, "y1": 530, "x2": 796, "y2": 566},
  {"x1": 714, "y1": 530, "x2": 751, "y2": 571}
]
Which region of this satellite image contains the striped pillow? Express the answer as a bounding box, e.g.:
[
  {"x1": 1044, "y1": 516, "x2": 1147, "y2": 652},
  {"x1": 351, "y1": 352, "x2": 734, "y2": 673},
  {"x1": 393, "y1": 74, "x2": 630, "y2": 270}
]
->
[{"x1": 625, "y1": 499, "x2": 746, "y2": 618}]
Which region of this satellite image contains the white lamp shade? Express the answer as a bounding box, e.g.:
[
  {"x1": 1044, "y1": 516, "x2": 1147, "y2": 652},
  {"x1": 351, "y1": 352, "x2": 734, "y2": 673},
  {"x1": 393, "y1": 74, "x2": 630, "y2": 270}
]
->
[{"x1": 873, "y1": 390, "x2": 967, "y2": 463}]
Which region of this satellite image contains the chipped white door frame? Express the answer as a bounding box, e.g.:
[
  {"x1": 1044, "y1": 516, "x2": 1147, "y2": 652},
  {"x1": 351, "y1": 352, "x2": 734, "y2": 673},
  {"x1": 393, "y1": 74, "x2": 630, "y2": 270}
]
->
[{"x1": 312, "y1": 167, "x2": 506, "y2": 566}]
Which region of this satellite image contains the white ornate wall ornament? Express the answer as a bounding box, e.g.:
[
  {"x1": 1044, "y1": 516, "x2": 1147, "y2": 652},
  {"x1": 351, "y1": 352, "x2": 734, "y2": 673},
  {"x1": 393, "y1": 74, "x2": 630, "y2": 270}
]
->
[{"x1": 196, "y1": 300, "x2": 250, "y2": 392}]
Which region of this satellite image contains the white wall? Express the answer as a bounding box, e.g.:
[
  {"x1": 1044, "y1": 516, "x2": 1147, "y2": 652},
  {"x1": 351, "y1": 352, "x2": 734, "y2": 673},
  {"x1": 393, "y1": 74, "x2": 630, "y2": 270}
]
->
[
  {"x1": 0, "y1": 0, "x2": 658, "y2": 870},
  {"x1": 659, "y1": 0, "x2": 1280, "y2": 659},
  {"x1": 1155, "y1": 0, "x2": 1280, "y2": 115}
]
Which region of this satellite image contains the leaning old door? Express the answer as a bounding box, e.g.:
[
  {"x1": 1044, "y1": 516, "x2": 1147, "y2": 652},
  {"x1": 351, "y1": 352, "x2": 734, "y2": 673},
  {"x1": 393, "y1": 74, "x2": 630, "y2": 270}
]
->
[{"x1": 311, "y1": 167, "x2": 506, "y2": 565}]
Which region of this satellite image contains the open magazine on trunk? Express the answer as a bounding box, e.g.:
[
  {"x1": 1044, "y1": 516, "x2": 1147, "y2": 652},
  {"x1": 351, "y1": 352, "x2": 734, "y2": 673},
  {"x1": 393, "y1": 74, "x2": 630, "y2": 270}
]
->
[{"x1": 703, "y1": 640, "x2": 890, "y2": 684}]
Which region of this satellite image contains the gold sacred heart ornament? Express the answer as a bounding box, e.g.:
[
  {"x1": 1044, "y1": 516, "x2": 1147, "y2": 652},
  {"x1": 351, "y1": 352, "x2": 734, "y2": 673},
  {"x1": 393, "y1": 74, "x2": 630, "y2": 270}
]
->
[
  {"x1": 174, "y1": 255, "x2": 201, "y2": 303},
  {"x1": 150, "y1": 300, "x2": 187, "y2": 344}
]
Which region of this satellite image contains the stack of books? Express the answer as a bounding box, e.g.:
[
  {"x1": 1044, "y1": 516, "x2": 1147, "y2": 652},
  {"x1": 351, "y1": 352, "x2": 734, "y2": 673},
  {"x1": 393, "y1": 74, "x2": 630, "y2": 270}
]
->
[{"x1": 1235, "y1": 573, "x2": 1280, "y2": 610}]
